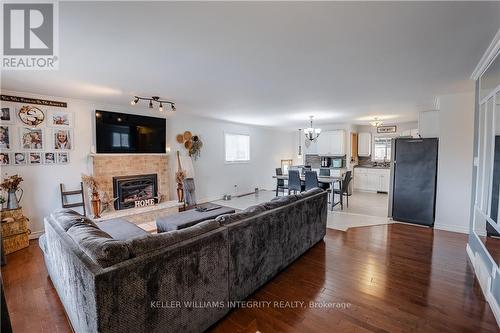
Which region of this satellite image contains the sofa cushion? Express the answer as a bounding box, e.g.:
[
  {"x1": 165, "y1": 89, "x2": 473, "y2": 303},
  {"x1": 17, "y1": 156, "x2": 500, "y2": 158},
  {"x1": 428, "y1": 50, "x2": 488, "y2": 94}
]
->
[
  {"x1": 264, "y1": 195, "x2": 298, "y2": 210},
  {"x1": 216, "y1": 204, "x2": 266, "y2": 226},
  {"x1": 294, "y1": 188, "x2": 324, "y2": 200},
  {"x1": 67, "y1": 223, "x2": 130, "y2": 268},
  {"x1": 96, "y1": 218, "x2": 148, "y2": 240},
  {"x1": 50, "y1": 208, "x2": 95, "y2": 232},
  {"x1": 126, "y1": 219, "x2": 220, "y2": 257}
]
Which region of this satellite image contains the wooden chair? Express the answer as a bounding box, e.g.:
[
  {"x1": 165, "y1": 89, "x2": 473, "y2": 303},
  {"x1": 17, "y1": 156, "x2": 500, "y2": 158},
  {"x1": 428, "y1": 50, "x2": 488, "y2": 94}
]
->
[{"x1": 59, "y1": 182, "x2": 86, "y2": 216}]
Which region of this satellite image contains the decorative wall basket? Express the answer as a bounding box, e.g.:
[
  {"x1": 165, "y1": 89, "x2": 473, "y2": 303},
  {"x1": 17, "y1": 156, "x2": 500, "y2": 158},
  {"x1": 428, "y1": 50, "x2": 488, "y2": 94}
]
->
[{"x1": 177, "y1": 131, "x2": 203, "y2": 160}]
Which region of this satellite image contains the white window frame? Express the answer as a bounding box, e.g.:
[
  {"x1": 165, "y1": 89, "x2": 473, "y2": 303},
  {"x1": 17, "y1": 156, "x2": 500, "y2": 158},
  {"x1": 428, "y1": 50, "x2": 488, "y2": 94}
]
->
[{"x1": 224, "y1": 132, "x2": 250, "y2": 163}]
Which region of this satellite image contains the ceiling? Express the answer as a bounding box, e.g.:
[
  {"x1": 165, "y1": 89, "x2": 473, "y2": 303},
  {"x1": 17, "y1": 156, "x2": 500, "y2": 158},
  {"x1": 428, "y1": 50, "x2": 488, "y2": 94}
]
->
[{"x1": 2, "y1": 2, "x2": 499, "y2": 128}]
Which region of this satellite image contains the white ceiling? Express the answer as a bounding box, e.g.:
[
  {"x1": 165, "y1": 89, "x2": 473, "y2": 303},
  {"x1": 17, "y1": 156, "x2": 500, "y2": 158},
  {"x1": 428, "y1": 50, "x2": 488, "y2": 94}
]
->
[{"x1": 2, "y1": 2, "x2": 499, "y2": 128}]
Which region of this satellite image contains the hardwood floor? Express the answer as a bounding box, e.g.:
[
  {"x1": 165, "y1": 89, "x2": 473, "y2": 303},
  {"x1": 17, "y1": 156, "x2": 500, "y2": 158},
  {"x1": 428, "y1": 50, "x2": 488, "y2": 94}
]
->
[{"x1": 2, "y1": 223, "x2": 498, "y2": 333}]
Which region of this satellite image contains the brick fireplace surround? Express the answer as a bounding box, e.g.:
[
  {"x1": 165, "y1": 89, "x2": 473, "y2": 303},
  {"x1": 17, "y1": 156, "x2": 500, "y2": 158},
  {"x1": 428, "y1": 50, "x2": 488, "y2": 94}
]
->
[{"x1": 91, "y1": 154, "x2": 170, "y2": 204}]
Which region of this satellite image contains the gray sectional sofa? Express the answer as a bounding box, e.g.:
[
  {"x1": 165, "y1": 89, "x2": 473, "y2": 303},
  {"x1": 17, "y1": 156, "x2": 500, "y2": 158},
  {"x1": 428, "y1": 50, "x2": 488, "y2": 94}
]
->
[{"x1": 40, "y1": 188, "x2": 327, "y2": 333}]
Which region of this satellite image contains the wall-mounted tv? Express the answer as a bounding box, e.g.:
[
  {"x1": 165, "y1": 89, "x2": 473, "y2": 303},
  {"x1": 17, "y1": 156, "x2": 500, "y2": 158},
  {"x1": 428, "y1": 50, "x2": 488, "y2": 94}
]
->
[{"x1": 95, "y1": 110, "x2": 166, "y2": 153}]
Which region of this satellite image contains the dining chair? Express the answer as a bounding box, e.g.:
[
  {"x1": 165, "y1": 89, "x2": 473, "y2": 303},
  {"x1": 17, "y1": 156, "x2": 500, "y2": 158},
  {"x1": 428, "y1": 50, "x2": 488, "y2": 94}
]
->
[
  {"x1": 288, "y1": 169, "x2": 305, "y2": 194},
  {"x1": 304, "y1": 170, "x2": 319, "y2": 191},
  {"x1": 275, "y1": 168, "x2": 288, "y2": 196},
  {"x1": 318, "y1": 168, "x2": 332, "y2": 201},
  {"x1": 333, "y1": 171, "x2": 352, "y2": 209},
  {"x1": 301, "y1": 165, "x2": 312, "y2": 175}
]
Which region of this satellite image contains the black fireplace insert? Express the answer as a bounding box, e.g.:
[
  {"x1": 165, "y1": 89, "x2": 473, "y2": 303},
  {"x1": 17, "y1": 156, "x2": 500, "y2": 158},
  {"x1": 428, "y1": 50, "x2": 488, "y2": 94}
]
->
[{"x1": 113, "y1": 174, "x2": 158, "y2": 210}]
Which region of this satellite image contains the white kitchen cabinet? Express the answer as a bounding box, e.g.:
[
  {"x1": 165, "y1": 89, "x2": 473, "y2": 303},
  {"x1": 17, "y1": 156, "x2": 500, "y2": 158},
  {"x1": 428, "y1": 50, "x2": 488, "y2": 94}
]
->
[
  {"x1": 317, "y1": 130, "x2": 345, "y2": 156},
  {"x1": 358, "y1": 132, "x2": 371, "y2": 157},
  {"x1": 419, "y1": 110, "x2": 439, "y2": 138},
  {"x1": 354, "y1": 168, "x2": 390, "y2": 192}
]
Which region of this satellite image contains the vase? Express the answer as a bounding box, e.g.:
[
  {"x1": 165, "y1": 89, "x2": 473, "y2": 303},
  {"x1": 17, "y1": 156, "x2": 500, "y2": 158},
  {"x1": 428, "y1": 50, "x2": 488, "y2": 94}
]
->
[
  {"x1": 91, "y1": 192, "x2": 101, "y2": 218},
  {"x1": 6, "y1": 188, "x2": 23, "y2": 210},
  {"x1": 176, "y1": 185, "x2": 184, "y2": 203}
]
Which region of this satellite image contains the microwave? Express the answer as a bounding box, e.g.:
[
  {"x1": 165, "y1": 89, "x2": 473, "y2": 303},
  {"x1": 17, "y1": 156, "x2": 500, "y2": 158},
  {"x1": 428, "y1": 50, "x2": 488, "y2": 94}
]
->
[{"x1": 331, "y1": 159, "x2": 343, "y2": 168}]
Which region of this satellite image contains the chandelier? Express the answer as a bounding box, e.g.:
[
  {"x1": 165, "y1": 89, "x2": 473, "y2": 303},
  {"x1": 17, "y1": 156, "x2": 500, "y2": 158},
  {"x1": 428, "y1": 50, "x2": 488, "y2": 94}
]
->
[
  {"x1": 303, "y1": 116, "x2": 321, "y2": 141},
  {"x1": 130, "y1": 96, "x2": 176, "y2": 112},
  {"x1": 369, "y1": 117, "x2": 383, "y2": 127}
]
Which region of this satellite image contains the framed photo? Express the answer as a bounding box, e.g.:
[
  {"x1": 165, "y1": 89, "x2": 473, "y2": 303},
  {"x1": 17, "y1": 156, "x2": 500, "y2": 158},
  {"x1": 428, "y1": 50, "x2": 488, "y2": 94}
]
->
[
  {"x1": 377, "y1": 126, "x2": 397, "y2": 134},
  {"x1": 29, "y1": 152, "x2": 42, "y2": 165},
  {"x1": 53, "y1": 129, "x2": 72, "y2": 150},
  {"x1": 20, "y1": 127, "x2": 44, "y2": 150},
  {"x1": 44, "y1": 152, "x2": 56, "y2": 164},
  {"x1": 48, "y1": 110, "x2": 73, "y2": 127},
  {"x1": 57, "y1": 152, "x2": 69, "y2": 164},
  {"x1": 14, "y1": 152, "x2": 27, "y2": 165},
  {"x1": 0, "y1": 152, "x2": 10, "y2": 166},
  {"x1": 18, "y1": 105, "x2": 45, "y2": 126},
  {"x1": 0, "y1": 105, "x2": 14, "y2": 124},
  {"x1": 0, "y1": 125, "x2": 12, "y2": 150}
]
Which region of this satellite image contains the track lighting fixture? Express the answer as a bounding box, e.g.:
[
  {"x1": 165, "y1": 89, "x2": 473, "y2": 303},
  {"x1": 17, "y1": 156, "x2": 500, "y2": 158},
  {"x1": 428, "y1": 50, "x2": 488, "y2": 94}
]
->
[{"x1": 130, "y1": 95, "x2": 176, "y2": 112}]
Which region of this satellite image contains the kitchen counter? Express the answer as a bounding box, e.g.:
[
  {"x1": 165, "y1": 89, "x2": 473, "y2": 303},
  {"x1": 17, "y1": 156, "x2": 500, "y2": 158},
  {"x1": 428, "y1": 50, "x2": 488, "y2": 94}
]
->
[{"x1": 355, "y1": 165, "x2": 390, "y2": 169}]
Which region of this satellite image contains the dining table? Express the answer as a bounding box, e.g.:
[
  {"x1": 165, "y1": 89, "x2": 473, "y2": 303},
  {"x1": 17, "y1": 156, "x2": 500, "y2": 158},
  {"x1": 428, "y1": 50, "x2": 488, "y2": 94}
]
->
[{"x1": 272, "y1": 174, "x2": 343, "y2": 211}]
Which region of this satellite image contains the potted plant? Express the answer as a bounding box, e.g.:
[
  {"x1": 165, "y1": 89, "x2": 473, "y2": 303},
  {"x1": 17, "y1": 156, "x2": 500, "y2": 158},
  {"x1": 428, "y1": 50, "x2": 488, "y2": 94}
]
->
[{"x1": 0, "y1": 175, "x2": 24, "y2": 210}]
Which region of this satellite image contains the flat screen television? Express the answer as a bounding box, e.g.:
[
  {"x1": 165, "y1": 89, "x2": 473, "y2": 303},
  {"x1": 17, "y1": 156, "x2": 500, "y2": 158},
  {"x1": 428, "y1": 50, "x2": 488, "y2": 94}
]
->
[{"x1": 95, "y1": 110, "x2": 166, "y2": 153}]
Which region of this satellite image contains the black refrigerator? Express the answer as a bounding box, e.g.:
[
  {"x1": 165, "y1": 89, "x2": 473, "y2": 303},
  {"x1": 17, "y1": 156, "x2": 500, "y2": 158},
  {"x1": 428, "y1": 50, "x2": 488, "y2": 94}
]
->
[{"x1": 388, "y1": 138, "x2": 438, "y2": 227}]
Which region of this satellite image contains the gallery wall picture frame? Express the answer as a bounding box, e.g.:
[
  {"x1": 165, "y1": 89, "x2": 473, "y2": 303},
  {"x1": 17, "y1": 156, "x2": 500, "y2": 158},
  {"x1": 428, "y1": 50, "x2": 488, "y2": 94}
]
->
[
  {"x1": 29, "y1": 152, "x2": 42, "y2": 165},
  {"x1": 20, "y1": 127, "x2": 44, "y2": 150},
  {"x1": 0, "y1": 152, "x2": 11, "y2": 166},
  {"x1": 44, "y1": 152, "x2": 56, "y2": 164},
  {"x1": 18, "y1": 105, "x2": 45, "y2": 127},
  {"x1": 48, "y1": 110, "x2": 73, "y2": 128},
  {"x1": 14, "y1": 152, "x2": 27, "y2": 165},
  {"x1": 0, "y1": 104, "x2": 15, "y2": 124},
  {"x1": 57, "y1": 152, "x2": 69, "y2": 164},
  {"x1": 0, "y1": 125, "x2": 12, "y2": 150},
  {"x1": 53, "y1": 128, "x2": 73, "y2": 150}
]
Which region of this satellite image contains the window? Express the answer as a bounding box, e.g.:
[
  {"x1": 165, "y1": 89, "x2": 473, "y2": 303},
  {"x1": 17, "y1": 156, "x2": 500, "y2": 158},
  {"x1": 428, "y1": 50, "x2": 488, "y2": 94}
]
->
[
  {"x1": 112, "y1": 132, "x2": 130, "y2": 148},
  {"x1": 225, "y1": 133, "x2": 250, "y2": 163},
  {"x1": 373, "y1": 137, "x2": 391, "y2": 161}
]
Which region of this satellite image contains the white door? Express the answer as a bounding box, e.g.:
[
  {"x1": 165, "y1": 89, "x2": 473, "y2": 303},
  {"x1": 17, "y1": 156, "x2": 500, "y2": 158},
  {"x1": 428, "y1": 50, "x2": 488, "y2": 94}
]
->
[{"x1": 358, "y1": 132, "x2": 371, "y2": 156}]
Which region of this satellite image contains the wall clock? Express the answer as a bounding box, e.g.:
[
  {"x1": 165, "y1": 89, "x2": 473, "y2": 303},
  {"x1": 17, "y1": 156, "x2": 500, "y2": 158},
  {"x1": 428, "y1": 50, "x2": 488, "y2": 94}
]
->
[{"x1": 18, "y1": 105, "x2": 45, "y2": 126}]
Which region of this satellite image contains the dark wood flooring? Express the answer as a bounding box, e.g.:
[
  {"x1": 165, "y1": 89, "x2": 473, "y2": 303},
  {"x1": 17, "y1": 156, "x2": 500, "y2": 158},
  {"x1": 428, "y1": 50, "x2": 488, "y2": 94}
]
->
[{"x1": 2, "y1": 223, "x2": 498, "y2": 333}]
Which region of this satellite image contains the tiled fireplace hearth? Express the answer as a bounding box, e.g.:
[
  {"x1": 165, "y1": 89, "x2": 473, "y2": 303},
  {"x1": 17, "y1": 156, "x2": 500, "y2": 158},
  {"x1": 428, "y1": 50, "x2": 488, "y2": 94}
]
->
[{"x1": 91, "y1": 154, "x2": 170, "y2": 208}]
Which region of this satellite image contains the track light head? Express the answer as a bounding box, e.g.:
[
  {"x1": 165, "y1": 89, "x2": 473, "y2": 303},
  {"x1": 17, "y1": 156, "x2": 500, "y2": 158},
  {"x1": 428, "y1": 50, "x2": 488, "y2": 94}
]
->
[
  {"x1": 149, "y1": 100, "x2": 153, "y2": 109},
  {"x1": 159, "y1": 102, "x2": 163, "y2": 112},
  {"x1": 130, "y1": 97, "x2": 139, "y2": 105},
  {"x1": 171, "y1": 104, "x2": 176, "y2": 112}
]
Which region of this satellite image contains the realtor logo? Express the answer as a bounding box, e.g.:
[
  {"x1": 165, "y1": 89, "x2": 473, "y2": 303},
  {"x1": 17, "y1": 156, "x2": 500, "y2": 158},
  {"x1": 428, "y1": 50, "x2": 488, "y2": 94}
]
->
[{"x1": 2, "y1": 1, "x2": 59, "y2": 70}]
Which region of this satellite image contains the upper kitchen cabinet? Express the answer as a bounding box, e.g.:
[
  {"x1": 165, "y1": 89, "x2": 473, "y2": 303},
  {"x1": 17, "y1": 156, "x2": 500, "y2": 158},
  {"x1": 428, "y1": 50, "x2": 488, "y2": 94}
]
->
[
  {"x1": 358, "y1": 132, "x2": 371, "y2": 156},
  {"x1": 317, "y1": 130, "x2": 345, "y2": 156},
  {"x1": 419, "y1": 110, "x2": 440, "y2": 138}
]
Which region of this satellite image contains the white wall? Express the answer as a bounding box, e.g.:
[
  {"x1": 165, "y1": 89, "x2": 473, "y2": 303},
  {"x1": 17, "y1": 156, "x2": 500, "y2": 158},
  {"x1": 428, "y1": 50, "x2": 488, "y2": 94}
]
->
[
  {"x1": 167, "y1": 112, "x2": 296, "y2": 202},
  {"x1": 434, "y1": 86, "x2": 475, "y2": 233},
  {"x1": 0, "y1": 90, "x2": 162, "y2": 238}
]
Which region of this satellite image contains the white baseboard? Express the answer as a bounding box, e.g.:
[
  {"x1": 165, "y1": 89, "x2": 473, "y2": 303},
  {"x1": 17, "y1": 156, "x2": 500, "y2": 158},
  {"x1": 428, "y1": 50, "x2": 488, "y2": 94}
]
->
[
  {"x1": 29, "y1": 230, "x2": 44, "y2": 240},
  {"x1": 434, "y1": 223, "x2": 470, "y2": 234}
]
